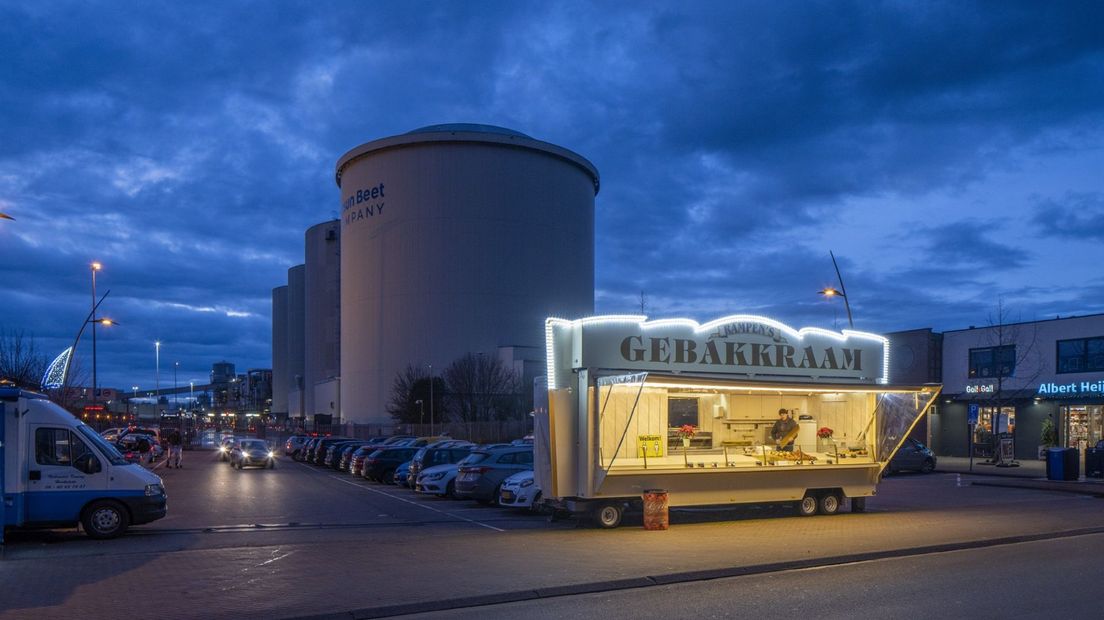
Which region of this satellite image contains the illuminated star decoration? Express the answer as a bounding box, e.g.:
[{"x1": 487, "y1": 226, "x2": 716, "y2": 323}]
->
[{"x1": 42, "y1": 347, "x2": 72, "y2": 389}]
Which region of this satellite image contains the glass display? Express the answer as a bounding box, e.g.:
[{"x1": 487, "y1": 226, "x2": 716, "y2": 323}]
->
[{"x1": 594, "y1": 373, "x2": 938, "y2": 472}]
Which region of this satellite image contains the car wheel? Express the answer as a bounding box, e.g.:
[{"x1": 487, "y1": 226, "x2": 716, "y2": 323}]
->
[
  {"x1": 797, "y1": 493, "x2": 818, "y2": 517},
  {"x1": 444, "y1": 480, "x2": 456, "y2": 499},
  {"x1": 818, "y1": 493, "x2": 841, "y2": 515},
  {"x1": 920, "y1": 458, "x2": 935, "y2": 474},
  {"x1": 529, "y1": 492, "x2": 543, "y2": 513},
  {"x1": 593, "y1": 503, "x2": 623, "y2": 529},
  {"x1": 382, "y1": 470, "x2": 395, "y2": 485},
  {"x1": 82, "y1": 500, "x2": 130, "y2": 539}
]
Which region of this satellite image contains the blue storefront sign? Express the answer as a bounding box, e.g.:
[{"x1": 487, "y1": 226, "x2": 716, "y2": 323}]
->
[{"x1": 968, "y1": 403, "x2": 979, "y2": 426}]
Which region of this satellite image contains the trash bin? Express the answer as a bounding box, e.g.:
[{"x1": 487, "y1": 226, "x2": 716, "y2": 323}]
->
[
  {"x1": 1085, "y1": 448, "x2": 1104, "y2": 479},
  {"x1": 1046, "y1": 447, "x2": 1079, "y2": 481},
  {"x1": 642, "y1": 489, "x2": 669, "y2": 530}
]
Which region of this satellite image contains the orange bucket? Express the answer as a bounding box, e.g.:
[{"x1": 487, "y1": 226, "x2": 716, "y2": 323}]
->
[{"x1": 642, "y1": 489, "x2": 669, "y2": 530}]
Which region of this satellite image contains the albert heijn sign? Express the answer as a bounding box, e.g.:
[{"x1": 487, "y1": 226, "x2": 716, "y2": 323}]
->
[
  {"x1": 1037, "y1": 378, "x2": 1104, "y2": 398},
  {"x1": 545, "y1": 314, "x2": 889, "y2": 386}
]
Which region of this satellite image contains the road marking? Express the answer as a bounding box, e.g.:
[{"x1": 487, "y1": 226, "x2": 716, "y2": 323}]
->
[{"x1": 321, "y1": 471, "x2": 505, "y2": 532}]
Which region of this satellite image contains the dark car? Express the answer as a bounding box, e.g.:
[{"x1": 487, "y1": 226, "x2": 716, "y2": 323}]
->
[
  {"x1": 349, "y1": 445, "x2": 381, "y2": 476},
  {"x1": 408, "y1": 444, "x2": 474, "y2": 487},
  {"x1": 230, "y1": 439, "x2": 276, "y2": 469},
  {"x1": 325, "y1": 440, "x2": 366, "y2": 469},
  {"x1": 455, "y1": 447, "x2": 534, "y2": 504},
  {"x1": 300, "y1": 437, "x2": 323, "y2": 462},
  {"x1": 362, "y1": 447, "x2": 419, "y2": 483},
  {"x1": 887, "y1": 438, "x2": 936, "y2": 474},
  {"x1": 335, "y1": 441, "x2": 370, "y2": 471},
  {"x1": 311, "y1": 437, "x2": 351, "y2": 465}
]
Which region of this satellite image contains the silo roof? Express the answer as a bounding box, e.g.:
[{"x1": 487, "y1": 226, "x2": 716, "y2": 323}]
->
[{"x1": 336, "y1": 124, "x2": 599, "y2": 194}]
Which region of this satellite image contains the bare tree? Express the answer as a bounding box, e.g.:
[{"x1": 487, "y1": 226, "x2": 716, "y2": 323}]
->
[
  {"x1": 386, "y1": 363, "x2": 445, "y2": 424},
  {"x1": 638, "y1": 290, "x2": 647, "y2": 315},
  {"x1": 443, "y1": 353, "x2": 521, "y2": 434},
  {"x1": 981, "y1": 297, "x2": 1043, "y2": 465},
  {"x1": 0, "y1": 329, "x2": 48, "y2": 390}
]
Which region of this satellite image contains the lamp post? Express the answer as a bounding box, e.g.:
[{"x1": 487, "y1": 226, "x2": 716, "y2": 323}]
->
[
  {"x1": 60, "y1": 291, "x2": 116, "y2": 400},
  {"x1": 415, "y1": 399, "x2": 424, "y2": 427},
  {"x1": 818, "y1": 250, "x2": 854, "y2": 329},
  {"x1": 132, "y1": 385, "x2": 138, "y2": 420},
  {"x1": 155, "y1": 341, "x2": 161, "y2": 414},
  {"x1": 174, "y1": 361, "x2": 179, "y2": 413},
  {"x1": 190, "y1": 380, "x2": 194, "y2": 412},
  {"x1": 90, "y1": 261, "x2": 102, "y2": 406},
  {"x1": 428, "y1": 364, "x2": 435, "y2": 436}
]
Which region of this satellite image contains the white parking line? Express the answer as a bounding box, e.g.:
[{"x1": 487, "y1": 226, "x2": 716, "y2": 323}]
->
[{"x1": 323, "y1": 472, "x2": 506, "y2": 532}]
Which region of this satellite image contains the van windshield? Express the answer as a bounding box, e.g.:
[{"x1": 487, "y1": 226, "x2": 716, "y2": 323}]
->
[{"x1": 76, "y1": 425, "x2": 130, "y2": 466}]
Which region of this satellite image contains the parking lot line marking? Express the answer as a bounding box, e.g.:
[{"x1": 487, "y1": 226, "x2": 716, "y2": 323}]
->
[{"x1": 325, "y1": 474, "x2": 506, "y2": 532}]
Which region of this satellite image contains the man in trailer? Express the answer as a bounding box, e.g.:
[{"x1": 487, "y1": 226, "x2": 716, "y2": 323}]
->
[{"x1": 770, "y1": 408, "x2": 798, "y2": 450}]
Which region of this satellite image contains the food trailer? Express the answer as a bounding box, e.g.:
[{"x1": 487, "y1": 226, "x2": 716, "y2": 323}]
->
[{"x1": 534, "y1": 314, "x2": 940, "y2": 528}]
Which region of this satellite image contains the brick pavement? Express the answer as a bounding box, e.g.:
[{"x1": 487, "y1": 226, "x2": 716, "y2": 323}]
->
[{"x1": 2, "y1": 474, "x2": 1101, "y2": 620}]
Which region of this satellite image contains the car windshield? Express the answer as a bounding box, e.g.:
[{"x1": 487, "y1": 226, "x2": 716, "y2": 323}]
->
[
  {"x1": 241, "y1": 441, "x2": 268, "y2": 451},
  {"x1": 76, "y1": 425, "x2": 130, "y2": 466}
]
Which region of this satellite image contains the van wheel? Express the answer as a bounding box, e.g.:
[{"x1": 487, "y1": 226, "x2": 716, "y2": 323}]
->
[
  {"x1": 818, "y1": 493, "x2": 841, "y2": 515},
  {"x1": 797, "y1": 494, "x2": 818, "y2": 516},
  {"x1": 594, "y1": 503, "x2": 623, "y2": 528},
  {"x1": 82, "y1": 500, "x2": 129, "y2": 539}
]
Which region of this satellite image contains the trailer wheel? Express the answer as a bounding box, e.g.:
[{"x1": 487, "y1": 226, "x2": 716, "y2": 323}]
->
[
  {"x1": 594, "y1": 503, "x2": 624, "y2": 528},
  {"x1": 818, "y1": 493, "x2": 841, "y2": 515},
  {"x1": 851, "y1": 497, "x2": 867, "y2": 513},
  {"x1": 82, "y1": 500, "x2": 130, "y2": 539},
  {"x1": 797, "y1": 494, "x2": 818, "y2": 517}
]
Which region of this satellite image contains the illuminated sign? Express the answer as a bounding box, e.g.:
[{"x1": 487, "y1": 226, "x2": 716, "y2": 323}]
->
[
  {"x1": 546, "y1": 315, "x2": 888, "y2": 389},
  {"x1": 1037, "y1": 379, "x2": 1104, "y2": 397},
  {"x1": 966, "y1": 384, "x2": 996, "y2": 394}
]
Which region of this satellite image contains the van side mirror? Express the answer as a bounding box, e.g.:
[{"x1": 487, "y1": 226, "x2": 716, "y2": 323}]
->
[{"x1": 74, "y1": 453, "x2": 102, "y2": 475}]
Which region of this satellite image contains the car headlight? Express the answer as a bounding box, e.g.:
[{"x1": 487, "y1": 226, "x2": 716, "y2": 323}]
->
[
  {"x1": 426, "y1": 472, "x2": 445, "y2": 481},
  {"x1": 145, "y1": 484, "x2": 164, "y2": 497},
  {"x1": 268, "y1": 451, "x2": 276, "y2": 458},
  {"x1": 218, "y1": 445, "x2": 227, "y2": 452},
  {"x1": 520, "y1": 479, "x2": 534, "y2": 488}
]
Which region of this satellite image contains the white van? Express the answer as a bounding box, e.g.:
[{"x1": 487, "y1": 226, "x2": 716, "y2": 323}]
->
[{"x1": 1, "y1": 387, "x2": 167, "y2": 539}]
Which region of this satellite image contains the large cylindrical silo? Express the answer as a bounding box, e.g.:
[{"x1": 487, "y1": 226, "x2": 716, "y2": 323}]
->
[
  {"x1": 335, "y1": 124, "x2": 598, "y2": 424},
  {"x1": 304, "y1": 220, "x2": 341, "y2": 418},
  {"x1": 286, "y1": 264, "x2": 306, "y2": 418},
  {"x1": 271, "y1": 285, "x2": 289, "y2": 417}
]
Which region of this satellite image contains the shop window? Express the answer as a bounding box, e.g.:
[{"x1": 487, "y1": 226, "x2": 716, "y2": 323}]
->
[
  {"x1": 1057, "y1": 336, "x2": 1104, "y2": 374},
  {"x1": 667, "y1": 398, "x2": 699, "y2": 428},
  {"x1": 968, "y1": 345, "x2": 1015, "y2": 378}
]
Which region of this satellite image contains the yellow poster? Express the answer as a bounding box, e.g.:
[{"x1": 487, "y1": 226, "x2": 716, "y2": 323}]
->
[{"x1": 637, "y1": 434, "x2": 664, "y2": 458}]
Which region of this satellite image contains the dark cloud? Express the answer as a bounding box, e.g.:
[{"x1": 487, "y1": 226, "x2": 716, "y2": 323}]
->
[{"x1": 1, "y1": 1, "x2": 1102, "y2": 388}]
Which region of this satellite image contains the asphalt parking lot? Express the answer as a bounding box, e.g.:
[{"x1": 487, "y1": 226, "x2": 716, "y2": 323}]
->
[{"x1": 3, "y1": 450, "x2": 1103, "y2": 619}]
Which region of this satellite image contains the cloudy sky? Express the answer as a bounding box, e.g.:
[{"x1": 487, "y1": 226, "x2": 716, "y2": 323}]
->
[{"x1": 2, "y1": 1, "x2": 1102, "y2": 391}]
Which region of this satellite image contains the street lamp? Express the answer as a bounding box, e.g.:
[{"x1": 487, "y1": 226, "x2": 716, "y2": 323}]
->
[
  {"x1": 155, "y1": 341, "x2": 161, "y2": 411},
  {"x1": 415, "y1": 399, "x2": 425, "y2": 426},
  {"x1": 427, "y1": 364, "x2": 435, "y2": 436},
  {"x1": 90, "y1": 261, "x2": 102, "y2": 406},
  {"x1": 174, "y1": 361, "x2": 179, "y2": 413},
  {"x1": 190, "y1": 380, "x2": 194, "y2": 412},
  {"x1": 818, "y1": 250, "x2": 854, "y2": 329},
  {"x1": 131, "y1": 385, "x2": 139, "y2": 420}
]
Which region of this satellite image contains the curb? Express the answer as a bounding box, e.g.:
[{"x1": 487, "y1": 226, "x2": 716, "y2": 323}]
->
[
  {"x1": 285, "y1": 526, "x2": 1104, "y2": 620},
  {"x1": 969, "y1": 478, "x2": 1104, "y2": 497}
]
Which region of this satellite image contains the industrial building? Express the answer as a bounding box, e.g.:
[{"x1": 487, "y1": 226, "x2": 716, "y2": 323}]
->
[{"x1": 271, "y1": 124, "x2": 598, "y2": 426}]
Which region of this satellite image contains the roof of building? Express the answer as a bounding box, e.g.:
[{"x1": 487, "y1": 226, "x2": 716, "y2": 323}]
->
[{"x1": 406, "y1": 123, "x2": 531, "y2": 138}]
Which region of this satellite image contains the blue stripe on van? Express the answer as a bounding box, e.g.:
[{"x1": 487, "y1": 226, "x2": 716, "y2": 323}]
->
[{"x1": 24, "y1": 490, "x2": 145, "y2": 525}]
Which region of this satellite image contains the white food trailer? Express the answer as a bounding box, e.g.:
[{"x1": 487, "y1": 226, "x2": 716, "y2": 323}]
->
[{"x1": 534, "y1": 314, "x2": 940, "y2": 528}]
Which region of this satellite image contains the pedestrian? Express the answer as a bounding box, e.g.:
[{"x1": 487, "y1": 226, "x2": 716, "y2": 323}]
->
[{"x1": 167, "y1": 429, "x2": 183, "y2": 469}]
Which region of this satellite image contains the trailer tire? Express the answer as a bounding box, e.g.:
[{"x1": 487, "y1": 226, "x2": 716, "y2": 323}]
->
[
  {"x1": 851, "y1": 497, "x2": 867, "y2": 513},
  {"x1": 797, "y1": 494, "x2": 818, "y2": 517},
  {"x1": 594, "y1": 503, "x2": 624, "y2": 529},
  {"x1": 82, "y1": 500, "x2": 129, "y2": 539},
  {"x1": 818, "y1": 493, "x2": 841, "y2": 515}
]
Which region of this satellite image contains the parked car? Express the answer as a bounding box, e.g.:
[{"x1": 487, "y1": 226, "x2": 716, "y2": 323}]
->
[
  {"x1": 325, "y1": 440, "x2": 365, "y2": 469},
  {"x1": 408, "y1": 444, "x2": 474, "y2": 488},
  {"x1": 115, "y1": 433, "x2": 157, "y2": 463},
  {"x1": 362, "y1": 447, "x2": 419, "y2": 483},
  {"x1": 310, "y1": 437, "x2": 351, "y2": 465},
  {"x1": 349, "y1": 445, "x2": 380, "y2": 476},
  {"x1": 299, "y1": 437, "x2": 322, "y2": 462},
  {"x1": 498, "y1": 470, "x2": 542, "y2": 512},
  {"x1": 415, "y1": 463, "x2": 461, "y2": 498},
  {"x1": 100, "y1": 427, "x2": 125, "y2": 442},
  {"x1": 335, "y1": 442, "x2": 371, "y2": 471},
  {"x1": 285, "y1": 434, "x2": 311, "y2": 459},
  {"x1": 393, "y1": 461, "x2": 412, "y2": 486},
  {"x1": 455, "y1": 447, "x2": 534, "y2": 504},
  {"x1": 230, "y1": 439, "x2": 277, "y2": 469},
  {"x1": 887, "y1": 438, "x2": 936, "y2": 474}
]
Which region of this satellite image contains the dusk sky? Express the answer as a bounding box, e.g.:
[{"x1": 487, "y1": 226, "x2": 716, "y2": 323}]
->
[{"x1": 2, "y1": 1, "x2": 1102, "y2": 392}]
